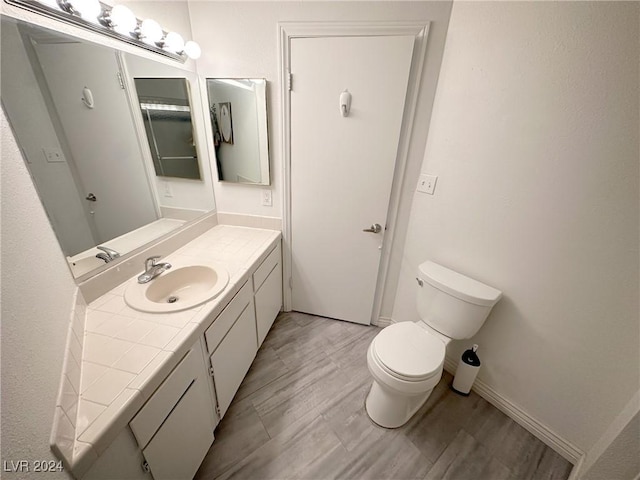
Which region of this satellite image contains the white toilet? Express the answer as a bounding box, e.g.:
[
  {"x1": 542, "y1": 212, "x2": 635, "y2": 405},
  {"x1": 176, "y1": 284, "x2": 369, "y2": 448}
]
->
[{"x1": 365, "y1": 260, "x2": 502, "y2": 428}]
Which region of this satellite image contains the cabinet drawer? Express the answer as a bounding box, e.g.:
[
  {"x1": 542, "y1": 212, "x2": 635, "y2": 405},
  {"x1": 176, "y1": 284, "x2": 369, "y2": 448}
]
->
[
  {"x1": 255, "y1": 261, "x2": 282, "y2": 347},
  {"x1": 130, "y1": 348, "x2": 199, "y2": 449},
  {"x1": 142, "y1": 376, "x2": 214, "y2": 480},
  {"x1": 210, "y1": 303, "x2": 257, "y2": 418},
  {"x1": 205, "y1": 281, "x2": 252, "y2": 353},
  {"x1": 253, "y1": 243, "x2": 281, "y2": 292}
]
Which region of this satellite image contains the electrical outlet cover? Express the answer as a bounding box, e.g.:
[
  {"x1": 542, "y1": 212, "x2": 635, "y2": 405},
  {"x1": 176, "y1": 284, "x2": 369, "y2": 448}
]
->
[
  {"x1": 262, "y1": 189, "x2": 272, "y2": 206},
  {"x1": 43, "y1": 148, "x2": 65, "y2": 163}
]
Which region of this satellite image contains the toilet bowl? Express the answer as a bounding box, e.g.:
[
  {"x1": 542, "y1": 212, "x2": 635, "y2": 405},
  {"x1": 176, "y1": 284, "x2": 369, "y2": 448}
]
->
[
  {"x1": 365, "y1": 261, "x2": 502, "y2": 428},
  {"x1": 365, "y1": 321, "x2": 447, "y2": 428}
]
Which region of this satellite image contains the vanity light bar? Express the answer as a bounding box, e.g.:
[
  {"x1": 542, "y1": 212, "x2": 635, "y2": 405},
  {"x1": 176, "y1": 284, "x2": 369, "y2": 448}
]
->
[{"x1": 3, "y1": 0, "x2": 202, "y2": 62}]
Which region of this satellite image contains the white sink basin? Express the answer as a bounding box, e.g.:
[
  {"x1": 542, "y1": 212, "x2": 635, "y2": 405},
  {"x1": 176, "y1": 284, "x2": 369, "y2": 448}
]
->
[{"x1": 124, "y1": 264, "x2": 229, "y2": 313}]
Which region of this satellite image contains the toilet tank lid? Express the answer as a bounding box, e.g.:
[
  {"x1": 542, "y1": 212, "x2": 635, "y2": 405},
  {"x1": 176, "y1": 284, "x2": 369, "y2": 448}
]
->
[{"x1": 418, "y1": 261, "x2": 502, "y2": 307}]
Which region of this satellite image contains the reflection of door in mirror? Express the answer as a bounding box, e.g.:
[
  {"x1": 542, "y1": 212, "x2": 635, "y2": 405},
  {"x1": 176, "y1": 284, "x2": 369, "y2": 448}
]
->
[
  {"x1": 2, "y1": 21, "x2": 159, "y2": 256},
  {"x1": 134, "y1": 78, "x2": 201, "y2": 180},
  {"x1": 206, "y1": 78, "x2": 270, "y2": 185}
]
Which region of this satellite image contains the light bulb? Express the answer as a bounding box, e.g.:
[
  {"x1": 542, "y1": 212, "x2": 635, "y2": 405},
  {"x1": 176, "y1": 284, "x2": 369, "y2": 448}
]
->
[
  {"x1": 110, "y1": 5, "x2": 137, "y2": 36},
  {"x1": 68, "y1": 0, "x2": 102, "y2": 22},
  {"x1": 184, "y1": 41, "x2": 201, "y2": 60},
  {"x1": 139, "y1": 18, "x2": 163, "y2": 44},
  {"x1": 163, "y1": 32, "x2": 184, "y2": 54}
]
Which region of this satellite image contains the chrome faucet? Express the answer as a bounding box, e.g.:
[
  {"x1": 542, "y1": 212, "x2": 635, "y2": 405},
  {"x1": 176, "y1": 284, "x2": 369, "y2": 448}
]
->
[
  {"x1": 95, "y1": 245, "x2": 120, "y2": 263},
  {"x1": 138, "y1": 255, "x2": 172, "y2": 284}
]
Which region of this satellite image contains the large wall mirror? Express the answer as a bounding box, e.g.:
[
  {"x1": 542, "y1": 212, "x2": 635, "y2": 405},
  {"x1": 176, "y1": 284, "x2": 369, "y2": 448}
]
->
[
  {"x1": 1, "y1": 15, "x2": 216, "y2": 280},
  {"x1": 206, "y1": 78, "x2": 270, "y2": 185}
]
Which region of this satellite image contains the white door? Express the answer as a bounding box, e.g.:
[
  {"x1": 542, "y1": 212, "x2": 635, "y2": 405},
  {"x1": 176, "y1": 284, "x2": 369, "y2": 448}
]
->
[
  {"x1": 290, "y1": 35, "x2": 414, "y2": 325},
  {"x1": 34, "y1": 42, "x2": 158, "y2": 244}
]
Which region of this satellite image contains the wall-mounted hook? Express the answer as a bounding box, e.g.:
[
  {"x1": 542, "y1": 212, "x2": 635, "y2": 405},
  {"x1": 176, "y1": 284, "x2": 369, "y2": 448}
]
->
[
  {"x1": 340, "y1": 89, "x2": 351, "y2": 117},
  {"x1": 82, "y1": 86, "x2": 94, "y2": 109}
]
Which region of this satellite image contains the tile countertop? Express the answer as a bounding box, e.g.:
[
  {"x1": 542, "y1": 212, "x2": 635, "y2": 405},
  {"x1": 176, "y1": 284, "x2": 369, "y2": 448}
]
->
[{"x1": 65, "y1": 225, "x2": 281, "y2": 475}]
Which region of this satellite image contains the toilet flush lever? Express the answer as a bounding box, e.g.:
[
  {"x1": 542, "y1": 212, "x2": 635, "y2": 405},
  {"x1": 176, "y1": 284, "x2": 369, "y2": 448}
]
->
[{"x1": 416, "y1": 277, "x2": 424, "y2": 287}]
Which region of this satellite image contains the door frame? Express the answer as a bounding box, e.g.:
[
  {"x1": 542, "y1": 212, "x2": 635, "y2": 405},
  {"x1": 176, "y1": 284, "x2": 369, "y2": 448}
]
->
[{"x1": 279, "y1": 21, "x2": 430, "y2": 324}]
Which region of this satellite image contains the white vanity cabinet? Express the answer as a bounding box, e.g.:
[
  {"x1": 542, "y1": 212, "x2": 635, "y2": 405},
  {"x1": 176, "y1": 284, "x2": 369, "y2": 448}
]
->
[
  {"x1": 203, "y1": 242, "x2": 282, "y2": 420},
  {"x1": 253, "y1": 243, "x2": 282, "y2": 347},
  {"x1": 129, "y1": 340, "x2": 216, "y2": 480},
  {"x1": 65, "y1": 232, "x2": 284, "y2": 480}
]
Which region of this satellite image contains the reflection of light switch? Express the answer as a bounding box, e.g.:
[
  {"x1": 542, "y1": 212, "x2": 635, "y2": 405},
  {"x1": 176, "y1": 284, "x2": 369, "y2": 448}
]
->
[
  {"x1": 417, "y1": 174, "x2": 438, "y2": 195},
  {"x1": 43, "y1": 148, "x2": 65, "y2": 163},
  {"x1": 262, "y1": 189, "x2": 272, "y2": 206},
  {"x1": 164, "y1": 181, "x2": 173, "y2": 197}
]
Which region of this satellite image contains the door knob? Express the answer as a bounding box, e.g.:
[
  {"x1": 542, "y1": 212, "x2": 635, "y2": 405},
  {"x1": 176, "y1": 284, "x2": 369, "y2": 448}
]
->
[{"x1": 362, "y1": 223, "x2": 382, "y2": 233}]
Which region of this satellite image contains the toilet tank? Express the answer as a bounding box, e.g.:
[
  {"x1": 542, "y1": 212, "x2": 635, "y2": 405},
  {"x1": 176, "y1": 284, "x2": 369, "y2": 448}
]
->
[{"x1": 416, "y1": 261, "x2": 502, "y2": 340}]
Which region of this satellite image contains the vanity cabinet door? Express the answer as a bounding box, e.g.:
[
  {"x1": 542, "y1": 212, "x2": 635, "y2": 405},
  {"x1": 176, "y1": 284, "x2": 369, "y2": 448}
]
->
[
  {"x1": 253, "y1": 243, "x2": 282, "y2": 347},
  {"x1": 141, "y1": 377, "x2": 213, "y2": 480},
  {"x1": 255, "y1": 259, "x2": 282, "y2": 347},
  {"x1": 130, "y1": 340, "x2": 215, "y2": 480},
  {"x1": 209, "y1": 302, "x2": 257, "y2": 418}
]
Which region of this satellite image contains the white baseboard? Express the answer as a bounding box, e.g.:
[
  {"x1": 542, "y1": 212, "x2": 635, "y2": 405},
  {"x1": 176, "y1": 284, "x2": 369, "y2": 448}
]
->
[
  {"x1": 443, "y1": 356, "x2": 583, "y2": 464},
  {"x1": 374, "y1": 316, "x2": 393, "y2": 327}
]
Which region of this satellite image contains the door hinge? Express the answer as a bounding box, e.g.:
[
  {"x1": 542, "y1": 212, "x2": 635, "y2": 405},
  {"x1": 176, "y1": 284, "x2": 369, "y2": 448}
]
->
[
  {"x1": 141, "y1": 461, "x2": 150, "y2": 473},
  {"x1": 116, "y1": 71, "x2": 125, "y2": 90},
  {"x1": 209, "y1": 366, "x2": 215, "y2": 377},
  {"x1": 287, "y1": 71, "x2": 292, "y2": 92}
]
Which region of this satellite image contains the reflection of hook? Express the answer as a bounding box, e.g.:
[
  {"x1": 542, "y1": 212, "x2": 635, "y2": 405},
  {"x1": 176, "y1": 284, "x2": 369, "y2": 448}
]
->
[{"x1": 341, "y1": 104, "x2": 348, "y2": 116}]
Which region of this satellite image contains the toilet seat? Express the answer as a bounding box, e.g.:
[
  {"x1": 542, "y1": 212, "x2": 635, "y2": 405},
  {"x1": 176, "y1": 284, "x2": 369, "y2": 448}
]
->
[{"x1": 371, "y1": 322, "x2": 445, "y2": 382}]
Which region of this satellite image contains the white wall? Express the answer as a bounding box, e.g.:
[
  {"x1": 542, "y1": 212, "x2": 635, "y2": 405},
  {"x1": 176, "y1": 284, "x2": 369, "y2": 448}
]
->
[
  {"x1": 392, "y1": 1, "x2": 639, "y2": 455},
  {"x1": 1, "y1": 108, "x2": 76, "y2": 479},
  {"x1": 584, "y1": 411, "x2": 640, "y2": 480},
  {"x1": 188, "y1": 1, "x2": 453, "y2": 221},
  {"x1": 582, "y1": 389, "x2": 640, "y2": 477}
]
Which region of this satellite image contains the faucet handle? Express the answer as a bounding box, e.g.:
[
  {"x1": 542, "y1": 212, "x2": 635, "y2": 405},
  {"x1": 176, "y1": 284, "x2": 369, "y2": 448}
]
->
[{"x1": 145, "y1": 255, "x2": 162, "y2": 270}]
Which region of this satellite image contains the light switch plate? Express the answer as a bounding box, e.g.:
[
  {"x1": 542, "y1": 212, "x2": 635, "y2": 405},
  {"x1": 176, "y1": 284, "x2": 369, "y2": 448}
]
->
[{"x1": 417, "y1": 174, "x2": 438, "y2": 195}]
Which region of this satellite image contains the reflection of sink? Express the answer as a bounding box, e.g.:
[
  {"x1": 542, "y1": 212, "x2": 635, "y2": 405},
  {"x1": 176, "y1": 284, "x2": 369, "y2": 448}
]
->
[{"x1": 124, "y1": 264, "x2": 229, "y2": 313}]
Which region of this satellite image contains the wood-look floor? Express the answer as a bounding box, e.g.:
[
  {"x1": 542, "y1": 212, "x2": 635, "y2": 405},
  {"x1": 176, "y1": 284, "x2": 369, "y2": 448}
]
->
[{"x1": 195, "y1": 312, "x2": 573, "y2": 480}]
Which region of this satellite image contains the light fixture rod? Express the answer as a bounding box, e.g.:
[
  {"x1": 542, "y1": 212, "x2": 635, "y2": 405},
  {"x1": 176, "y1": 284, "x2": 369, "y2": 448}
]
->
[{"x1": 3, "y1": 0, "x2": 187, "y2": 62}]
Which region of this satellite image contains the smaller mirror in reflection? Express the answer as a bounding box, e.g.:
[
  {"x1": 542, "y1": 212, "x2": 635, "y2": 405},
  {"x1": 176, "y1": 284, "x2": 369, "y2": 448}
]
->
[
  {"x1": 134, "y1": 78, "x2": 202, "y2": 180},
  {"x1": 207, "y1": 78, "x2": 270, "y2": 185}
]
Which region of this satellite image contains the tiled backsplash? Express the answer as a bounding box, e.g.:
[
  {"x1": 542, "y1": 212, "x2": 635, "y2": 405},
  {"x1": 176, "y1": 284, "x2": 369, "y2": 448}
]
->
[{"x1": 50, "y1": 288, "x2": 87, "y2": 469}]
